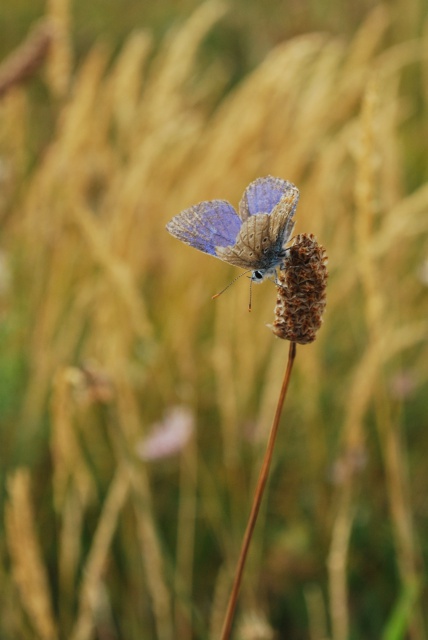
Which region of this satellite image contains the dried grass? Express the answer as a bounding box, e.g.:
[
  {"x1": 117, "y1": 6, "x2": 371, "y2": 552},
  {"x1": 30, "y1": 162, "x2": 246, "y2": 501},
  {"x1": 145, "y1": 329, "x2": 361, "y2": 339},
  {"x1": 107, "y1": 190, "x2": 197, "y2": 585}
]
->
[
  {"x1": 1, "y1": 0, "x2": 428, "y2": 638},
  {"x1": 5, "y1": 470, "x2": 58, "y2": 640}
]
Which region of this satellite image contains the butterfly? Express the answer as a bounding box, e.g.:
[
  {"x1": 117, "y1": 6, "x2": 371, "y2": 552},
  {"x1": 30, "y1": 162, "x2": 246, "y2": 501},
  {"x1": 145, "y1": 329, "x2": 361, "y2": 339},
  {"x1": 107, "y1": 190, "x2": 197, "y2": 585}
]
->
[{"x1": 166, "y1": 176, "x2": 299, "y2": 285}]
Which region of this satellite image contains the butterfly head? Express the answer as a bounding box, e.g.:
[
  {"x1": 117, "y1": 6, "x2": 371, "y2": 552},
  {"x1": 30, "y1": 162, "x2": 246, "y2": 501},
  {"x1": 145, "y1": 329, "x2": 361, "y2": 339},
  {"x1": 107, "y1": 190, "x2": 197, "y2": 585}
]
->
[
  {"x1": 251, "y1": 269, "x2": 265, "y2": 282},
  {"x1": 250, "y1": 267, "x2": 275, "y2": 283},
  {"x1": 250, "y1": 245, "x2": 290, "y2": 283}
]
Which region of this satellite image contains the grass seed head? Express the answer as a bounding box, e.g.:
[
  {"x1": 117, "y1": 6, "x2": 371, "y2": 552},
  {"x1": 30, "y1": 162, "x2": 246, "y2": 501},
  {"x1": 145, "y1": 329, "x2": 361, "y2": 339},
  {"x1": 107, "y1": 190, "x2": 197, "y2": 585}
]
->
[{"x1": 270, "y1": 233, "x2": 328, "y2": 344}]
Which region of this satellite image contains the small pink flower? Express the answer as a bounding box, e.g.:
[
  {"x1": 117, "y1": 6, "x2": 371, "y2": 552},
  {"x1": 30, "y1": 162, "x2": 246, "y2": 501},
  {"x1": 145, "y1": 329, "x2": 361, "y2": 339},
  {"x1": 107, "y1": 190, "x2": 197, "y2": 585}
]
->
[
  {"x1": 389, "y1": 371, "x2": 417, "y2": 400},
  {"x1": 330, "y1": 447, "x2": 367, "y2": 485},
  {"x1": 136, "y1": 406, "x2": 194, "y2": 461}
]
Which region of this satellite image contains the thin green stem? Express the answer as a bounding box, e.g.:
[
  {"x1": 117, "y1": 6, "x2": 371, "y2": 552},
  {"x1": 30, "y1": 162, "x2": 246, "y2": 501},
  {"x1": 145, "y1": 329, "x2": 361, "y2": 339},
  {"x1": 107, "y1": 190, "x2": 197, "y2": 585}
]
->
[{"x1": 220, "y1": 341, "x2": 297, "y2": 640}]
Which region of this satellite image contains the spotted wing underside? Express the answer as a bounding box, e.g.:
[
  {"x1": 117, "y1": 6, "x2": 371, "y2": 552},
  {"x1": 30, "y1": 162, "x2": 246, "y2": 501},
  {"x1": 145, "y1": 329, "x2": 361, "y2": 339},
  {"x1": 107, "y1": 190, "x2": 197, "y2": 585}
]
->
[{"x1": 217, "y1": 213, "x2": 275, "y2": 270}]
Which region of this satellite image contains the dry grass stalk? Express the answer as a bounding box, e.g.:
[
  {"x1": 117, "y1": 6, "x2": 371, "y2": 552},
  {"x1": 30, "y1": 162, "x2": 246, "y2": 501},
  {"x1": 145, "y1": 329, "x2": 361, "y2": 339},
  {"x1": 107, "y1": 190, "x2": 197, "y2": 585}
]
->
[
  {"x1": 220, "y1": 342, "x2": 298, "y2": 640},
  {"x1": 71, "y1": 204, "x2": 153, "y2": 339},
  {"x1": 0, "y1": 21, "x2": 53, "y2": 98},
  {"x1": 327, "y1": 482, "x2": 356, "y2": 640},
  {"x1": 109, "y1": 379, "x2": 174, "y2": 640},
  {"x1": 354, "y1": 76, "x2": 424, "y2": 637},
  {"x1": 174, "y1": 431, "x2": 198, "y2": 640},
  {"x1": 70, "y1": 468, "x2": 130, "y2": 640},
  {"x1": 141, "y1": 1, "x2": 227, "y2": 127},
  {"x1": 51, "y1": 367, "x2": 96, "y2": 509},
  {"x1": 45, "y1": 0, "x2": 73, "y2": 97},
  {"x1": 327, "y1": 70, "x2": 426, "y2": 640},
  {"x1": 213, "y1": 293, "x2": 243, "y2": 467},
  {"x1": 304, "y1": 583, "x2": 329, "y2": 640},
  {"x1": 50, "y1": 366, "x2": 104, "y2": 629},
  {"x1": 130, "y1": 467, "x2": 174, "y2": 640},
  {"x1": 210, "y1": 565, "x2": 235, "y2": 639},
  {"x1": 108, "y1": 30, "x2": 153, "y2": 144},
  {"x1": 58, "y1": 489, "x2": 85, "y2": 630},
  {"x1": 326, "y1": 76, "x2": 382, "y2": 640},
  {"x1": 5, "y1": 469, "x2": 58, "y2": 640}
]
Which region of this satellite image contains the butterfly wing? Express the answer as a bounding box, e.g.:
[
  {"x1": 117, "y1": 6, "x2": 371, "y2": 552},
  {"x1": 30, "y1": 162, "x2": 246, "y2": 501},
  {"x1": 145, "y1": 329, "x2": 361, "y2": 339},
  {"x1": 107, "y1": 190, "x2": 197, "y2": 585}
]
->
[
  {"x1": 218, "y1": 178, "x2": 299, "y2": 269},
  {"x1": 216, "y1": 214, "x2": 275, "y2": 269},
  {"x1": 239, "y1": 176, "x2": 299, "y2": 221},
  {"x1": 166, "y1": 200, "x2": 242, "y2": 257},
  {"x1": 216, "y1": 195, "x2": 298, "y2": 270},
  {"x1": 268, "y1": 183, "x2": 299, "y2": 245}
]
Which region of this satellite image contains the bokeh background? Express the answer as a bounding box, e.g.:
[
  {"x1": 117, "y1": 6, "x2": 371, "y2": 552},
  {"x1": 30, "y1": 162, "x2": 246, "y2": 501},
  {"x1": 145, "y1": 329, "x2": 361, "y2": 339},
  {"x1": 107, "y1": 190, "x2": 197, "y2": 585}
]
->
[{"x1": 1, "y1": 1, "x2": 428, "y2": 639}]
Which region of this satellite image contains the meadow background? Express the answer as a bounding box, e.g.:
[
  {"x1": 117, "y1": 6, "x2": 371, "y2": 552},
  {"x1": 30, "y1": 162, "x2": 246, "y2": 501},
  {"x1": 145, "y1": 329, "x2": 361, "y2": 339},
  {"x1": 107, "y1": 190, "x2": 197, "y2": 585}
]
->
[{"x1": 1, "y1": 0, "x2": 428, "y2": 638}]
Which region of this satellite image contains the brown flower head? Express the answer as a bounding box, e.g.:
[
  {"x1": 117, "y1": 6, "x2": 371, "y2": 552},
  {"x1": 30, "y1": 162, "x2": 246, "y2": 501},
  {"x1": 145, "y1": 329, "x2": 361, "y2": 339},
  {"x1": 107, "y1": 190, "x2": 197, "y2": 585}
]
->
[{"x1": 270, "y1": 233, "x2": 328, "y2": 344}]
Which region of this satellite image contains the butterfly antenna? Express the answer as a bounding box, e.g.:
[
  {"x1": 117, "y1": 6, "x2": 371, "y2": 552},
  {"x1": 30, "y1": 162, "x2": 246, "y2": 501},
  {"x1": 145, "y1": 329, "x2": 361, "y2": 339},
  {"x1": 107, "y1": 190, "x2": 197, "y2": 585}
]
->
[
  {"x1": 212, "y1": 270, "x2": 252, "y2": 301},
  {"x1": 248, "y1": 278, "x2": 253, "y2": 312}
]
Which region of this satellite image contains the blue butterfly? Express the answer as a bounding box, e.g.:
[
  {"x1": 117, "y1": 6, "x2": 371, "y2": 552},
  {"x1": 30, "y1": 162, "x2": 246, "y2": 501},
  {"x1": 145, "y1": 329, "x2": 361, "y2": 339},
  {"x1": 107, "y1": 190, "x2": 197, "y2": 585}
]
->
[{"x1": 166, "y1": 176, "x2": 299, "y2": 284}]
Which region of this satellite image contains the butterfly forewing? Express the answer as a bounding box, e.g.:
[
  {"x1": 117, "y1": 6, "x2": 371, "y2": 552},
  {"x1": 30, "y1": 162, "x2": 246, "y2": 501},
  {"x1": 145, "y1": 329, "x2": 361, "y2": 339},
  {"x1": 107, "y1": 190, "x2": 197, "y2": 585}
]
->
[
  {"x1": 239, "y1": 176, "x2": 298, "y2": 221},
  {"x1": 166, "y1": 200, "x2": 241, "y2": 257}
]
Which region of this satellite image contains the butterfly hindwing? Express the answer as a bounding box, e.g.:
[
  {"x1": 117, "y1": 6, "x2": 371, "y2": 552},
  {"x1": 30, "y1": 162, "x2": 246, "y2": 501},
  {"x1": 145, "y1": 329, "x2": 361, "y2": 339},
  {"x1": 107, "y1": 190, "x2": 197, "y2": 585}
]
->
[{"x1": 216, "y1": 214, "x2": 275, "y2": 269}]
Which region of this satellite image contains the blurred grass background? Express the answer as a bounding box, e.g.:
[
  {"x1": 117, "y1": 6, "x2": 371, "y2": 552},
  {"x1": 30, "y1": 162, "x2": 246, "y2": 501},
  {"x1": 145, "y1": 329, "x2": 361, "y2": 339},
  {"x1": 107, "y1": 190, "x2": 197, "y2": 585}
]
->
[{"x1": 1, "y1": 0, "x2": 428, "y2": 639}]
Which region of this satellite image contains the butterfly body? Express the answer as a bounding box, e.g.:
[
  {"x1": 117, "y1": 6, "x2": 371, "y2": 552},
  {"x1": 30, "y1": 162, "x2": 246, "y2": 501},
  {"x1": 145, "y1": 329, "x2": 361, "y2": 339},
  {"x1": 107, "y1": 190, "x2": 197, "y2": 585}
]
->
[{"x1": 166, "y1": 176, "x2": 299, "y2": 283}]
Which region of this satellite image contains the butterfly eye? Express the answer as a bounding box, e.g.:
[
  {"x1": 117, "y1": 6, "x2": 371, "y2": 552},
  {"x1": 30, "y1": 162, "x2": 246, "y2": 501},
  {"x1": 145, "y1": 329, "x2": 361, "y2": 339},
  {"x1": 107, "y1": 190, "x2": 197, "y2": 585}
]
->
[{"x1": 253, "y1": 270, "x2": 264, "y2": 280}]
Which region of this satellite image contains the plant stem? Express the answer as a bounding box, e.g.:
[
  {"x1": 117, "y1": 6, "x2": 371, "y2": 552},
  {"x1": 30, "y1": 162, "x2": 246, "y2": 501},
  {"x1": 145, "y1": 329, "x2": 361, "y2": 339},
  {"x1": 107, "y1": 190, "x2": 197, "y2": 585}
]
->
[{"x1": 220, "y1": 341, "x2": 297, "y2": 640}]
